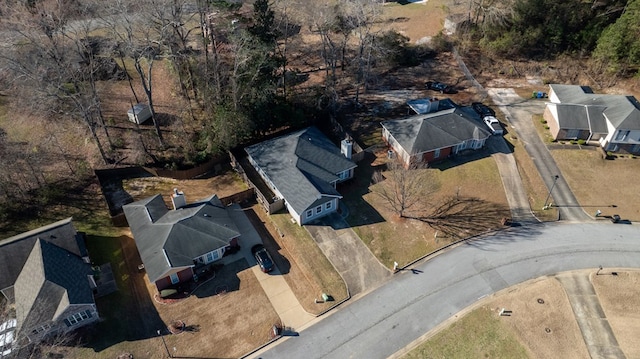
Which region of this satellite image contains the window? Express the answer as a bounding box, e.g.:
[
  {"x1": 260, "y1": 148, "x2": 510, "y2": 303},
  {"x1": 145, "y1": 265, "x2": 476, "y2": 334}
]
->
[
  {"x1": 564, "y1": 129, "x2": 579, "y2": 139},
  {"x1": 306, "y1": 210, "x2": 313, "y2": 218},
  {"x1": 316, "y1": 206, "x2": 322, "y2": 214},
  {"x1": 64, "y1": 310, "x2": 92, "y2": 327},
  {"x1": 433, "y1": 148, "x2": 441, "y2": 158},
  {"x1": 170, "y1": 273, "x2": 179, "y2": 284},
  {"x1": 632, "y1": 144, "x2": 640, "y2": 154},
  {"x1": 31, "y1": 323, "x2": 51, "y2": 335},
  {"x1": 325, "y1": 201, "x2": 332, "y2": 210},
  {"x1": 205, "y1": 251, "x2": 220, "y2": 263},
  {"x1": 615, "y1": 130, "x2": 630, "y2": 141}
]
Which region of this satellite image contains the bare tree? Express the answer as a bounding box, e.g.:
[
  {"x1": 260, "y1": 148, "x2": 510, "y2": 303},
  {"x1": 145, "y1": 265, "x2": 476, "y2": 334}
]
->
[{"x1": 373, "y1": 161, "x2": 441, "y2": 218}]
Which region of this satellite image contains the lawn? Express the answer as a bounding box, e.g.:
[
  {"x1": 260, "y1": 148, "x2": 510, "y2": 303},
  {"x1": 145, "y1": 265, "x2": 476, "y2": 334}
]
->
[
  {"x1": 343, "y1": 150, "x2": 510, "y2": 268},
  {"x1": 550, "y1": 148, "x2": 640, "y2": 221},
  {"x1": 403, "y1": 306, "x2": 529, "y2": 359}
]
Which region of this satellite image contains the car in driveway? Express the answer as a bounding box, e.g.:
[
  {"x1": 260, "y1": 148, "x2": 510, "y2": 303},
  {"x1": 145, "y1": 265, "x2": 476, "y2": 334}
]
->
[
  {"x1": 426, "y1": 81, "x2": 455, "y2": 94},
  {"x1": 251, "y1": 244, "x2": 275, "y2": 273},
  {"x1": 471, "y1": 102, "x2": 495, "y2": 117},
  {"x1": 482, "y1": 116, "x2": 503, "y2": 135}
]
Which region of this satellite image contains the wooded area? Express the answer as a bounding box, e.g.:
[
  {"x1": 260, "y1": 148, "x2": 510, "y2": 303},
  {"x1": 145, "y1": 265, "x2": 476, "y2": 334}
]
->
[{"x1": 0, "y1": 0, "x2": 637, "y2": 225}]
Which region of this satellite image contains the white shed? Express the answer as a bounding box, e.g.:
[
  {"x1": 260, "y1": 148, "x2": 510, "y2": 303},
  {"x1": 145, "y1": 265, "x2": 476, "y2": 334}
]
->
[{"x1": 127, "y1": 103, "x2": 152, "y2": 124}]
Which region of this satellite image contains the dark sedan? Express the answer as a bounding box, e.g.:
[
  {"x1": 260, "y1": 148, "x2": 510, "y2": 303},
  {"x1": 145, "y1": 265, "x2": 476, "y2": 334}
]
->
[
  {"x1": 251, "y1": 244, "x2": 275, "y2": 273},
  {"x1": 426, "y1": 81, "x2": 455, "y2": 94}
]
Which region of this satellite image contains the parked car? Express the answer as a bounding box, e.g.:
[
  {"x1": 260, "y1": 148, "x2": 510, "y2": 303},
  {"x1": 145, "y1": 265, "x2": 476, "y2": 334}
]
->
[
  {"x1": 426, "y1": 81, "x2": 454, "y2": 94},
  {"x1": 483, "y1": 116, "x2": 504, "y2": 135},
  {"x1": 471, "y1": 102, "x2": 495, "y2": 117},
  {"x1": 251, "y1": 244, "x2": 275, "y2": 273}
]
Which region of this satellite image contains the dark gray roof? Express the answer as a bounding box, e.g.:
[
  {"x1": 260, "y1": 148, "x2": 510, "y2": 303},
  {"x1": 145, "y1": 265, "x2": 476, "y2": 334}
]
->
[
  {"x1": 123, "y1": 194, "x2": 240, "y2": 283},
  {"x1": 0, "y1": 218, "x2": 85, "y2": 293},
  {"x1": 245, "y1": 127, "x2": 357, "y2": 215},
  {"x1": 554, "y1": 104, "x2": 608, "y2": 134},
  {"x1": 550, "y1": 84, "x2": 640, "y2": 130},
  {"x1": 381, "y1": 107, "x2": 491, "y2": 155},
  {"x1": 14, "y1": 239, "x2": 93, "y2": 334}
]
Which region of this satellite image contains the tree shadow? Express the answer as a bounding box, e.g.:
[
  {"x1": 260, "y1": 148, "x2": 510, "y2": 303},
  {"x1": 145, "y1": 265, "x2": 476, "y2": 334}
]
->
[
  {"x1": 408, "y1": 196, "x2": 511, "y2": 240},
  {"x1": 192, "y1": 259, "x2": 248, "y2": 298},
  {"x1": 243, "y1": 206, "x2": 292, "y2": 275}
]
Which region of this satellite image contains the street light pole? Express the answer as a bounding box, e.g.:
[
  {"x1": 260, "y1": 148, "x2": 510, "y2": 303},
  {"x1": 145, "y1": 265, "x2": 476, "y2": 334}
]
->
[
  {"x1": 157, "y1": 329, "x2": 172, "y2": 358},
  {"x1": 543, "y1": 175, "x2": 560, "y2": 210}
]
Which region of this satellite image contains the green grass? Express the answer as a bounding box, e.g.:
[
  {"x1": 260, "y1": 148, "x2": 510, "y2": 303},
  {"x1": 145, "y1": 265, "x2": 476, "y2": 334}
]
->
[{"x1": 403, "y1": 307, "x2": 529, "y2": 359}]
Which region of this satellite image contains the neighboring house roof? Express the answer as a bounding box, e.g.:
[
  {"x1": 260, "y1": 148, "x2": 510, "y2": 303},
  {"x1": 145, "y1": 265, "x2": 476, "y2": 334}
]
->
[
  {"x1": 14, "y1": 239, "x2": 93, "y2": 334},
  {"x1": 0, "y1": 218, "x2": 86, "y2": 298},
  {"x1": 245, "y1": 127, "x2": 357, "y2": 216},
  {"x1": 550, "y1": 84, "x2": 640, "y2": 131},
  {"x1": 382, "y1": 107, "x2": 491, "y2": 155},
  {"x1": 123, "y1": 194, "x2": 240, "y2": 283},
  {"x1": 407, "y1": 98, "x2": 457, "y2": 114}
]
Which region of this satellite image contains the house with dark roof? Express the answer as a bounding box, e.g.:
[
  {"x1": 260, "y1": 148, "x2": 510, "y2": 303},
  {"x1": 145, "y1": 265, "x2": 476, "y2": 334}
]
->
[
  {"x1": 245, "y1": 127, "x2": 357, "y2": 225},
  {"x1": 0, "y1": 218, "x2": 98, "y2": 344},
  {"x1": 544, "y1": 84, "x2": 640, "y2": 154},
  {"x1": 123, "y1": 191, "x2": 240, "y2": 291},
  {"x1": 382, "y1": 107, "x2": 491, "y2": 167}
]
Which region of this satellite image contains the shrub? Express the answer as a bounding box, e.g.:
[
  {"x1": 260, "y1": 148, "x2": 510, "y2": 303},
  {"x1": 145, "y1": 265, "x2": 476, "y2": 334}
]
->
[
  {"x1": 540, "y1": 119, "x2": 547, "y2": 124},
  {"x1": 577, "y1": 139, "x2": 586, "y2": 145},
  {"x1": 570, "y1": 140, "x2": 577, "y2": 145},
  {"x1": 544, "y1": 125, "x2": 550, "y2": 130}
]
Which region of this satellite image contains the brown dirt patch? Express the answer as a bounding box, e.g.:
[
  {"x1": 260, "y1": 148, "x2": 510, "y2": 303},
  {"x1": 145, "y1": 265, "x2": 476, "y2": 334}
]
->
[
  {"x1": 484, "y1": 277, "x2": 589, "y2": 359},
  {"x1": 149, "y1": 259, "x2": 280, "y2": 358},
  {"x1": 592, "y1": 270, "x2": 640, "y2": 358}
]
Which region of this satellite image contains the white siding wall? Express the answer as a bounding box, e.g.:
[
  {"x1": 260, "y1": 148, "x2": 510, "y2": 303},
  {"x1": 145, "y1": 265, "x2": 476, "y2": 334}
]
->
[{"x1": 299, "y1": 198, "x2": 338, "y2": 225}]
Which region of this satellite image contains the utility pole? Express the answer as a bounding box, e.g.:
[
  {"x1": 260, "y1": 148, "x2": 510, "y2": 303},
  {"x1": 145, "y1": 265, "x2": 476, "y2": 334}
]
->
[{"x1": 543, "y1": 175, "x2": 560, "y2": 210}]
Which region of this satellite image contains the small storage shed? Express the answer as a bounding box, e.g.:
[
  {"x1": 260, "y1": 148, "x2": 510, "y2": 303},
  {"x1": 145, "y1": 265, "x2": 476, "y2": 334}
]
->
[{"x1": 127, "y1": 103, "x2": 152, "y2": 124}]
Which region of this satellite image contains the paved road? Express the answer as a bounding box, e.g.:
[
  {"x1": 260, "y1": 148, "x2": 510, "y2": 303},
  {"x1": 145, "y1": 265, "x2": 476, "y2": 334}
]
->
[
  {"x1": 250, "y1": 222, "x2": 640, "y2": 359},
  {"x1": 488, "y1": 88, "x2": 591, "y2": 222},
  {"x1": 557, "y1": 272, "x2": 625, "y2": 359}
]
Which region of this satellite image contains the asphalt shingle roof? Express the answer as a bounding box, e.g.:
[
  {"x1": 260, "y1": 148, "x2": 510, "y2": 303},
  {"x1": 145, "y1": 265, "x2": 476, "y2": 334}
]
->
[
  {"x1": 550, "y1": 84, "x2": 640, "y2": 131},
  {"x1": 382, "y1": 107, "x2": 491, "y2": 154},
  {"x1": 123, "y1": 194, "x2": 240, "y2": 283},
  {"x1": 14, "y1": 239, "x2": 93, "y2": 334},
  {"x1": 0, "y1": 218, "x2": 86, "y2": 297},
  {"x1": 245, "y1": 127, "x2": 357, "y2": 216}
]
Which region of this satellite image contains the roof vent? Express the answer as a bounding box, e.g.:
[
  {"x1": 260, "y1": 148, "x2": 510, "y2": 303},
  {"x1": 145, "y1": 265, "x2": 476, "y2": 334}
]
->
[{"x1": 203, "y1": 213, "x2": 210, "y2": 217}]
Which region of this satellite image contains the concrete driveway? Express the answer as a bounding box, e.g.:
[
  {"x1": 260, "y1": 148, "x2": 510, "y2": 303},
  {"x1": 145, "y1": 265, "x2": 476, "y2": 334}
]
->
[
  {"x1": 487, "y1": 135, "x2": 539, "y2": 223},
  {"x1": 487, "y1": 88, "x2": 592, "y2": 222},
  {"x1": 305, "y1": 212, "x2": 392, "y2": 297},
  {"x1": 250, "y1": 222, "x2": 640, "y2": 359}
]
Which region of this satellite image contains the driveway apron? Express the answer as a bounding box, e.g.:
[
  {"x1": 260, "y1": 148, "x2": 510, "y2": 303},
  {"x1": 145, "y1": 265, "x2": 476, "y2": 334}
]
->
[
  {"x1": 305, "y1": 212, "x2": 392, "y2": 297},
  {"x1": 557, "y1": 272, "x2": 625, "y2": 359},
  {"x1": 487, "y1": 88, "x2": 592, "y2": 222}
]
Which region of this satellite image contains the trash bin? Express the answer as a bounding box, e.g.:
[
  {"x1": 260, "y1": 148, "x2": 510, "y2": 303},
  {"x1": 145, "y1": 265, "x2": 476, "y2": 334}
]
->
[
  {"x1": 322, "y1": 293, "x2": 330, "y2": 301},
  {"x1": 611, "y1": 214, "x2": 621, "y2": 223}
]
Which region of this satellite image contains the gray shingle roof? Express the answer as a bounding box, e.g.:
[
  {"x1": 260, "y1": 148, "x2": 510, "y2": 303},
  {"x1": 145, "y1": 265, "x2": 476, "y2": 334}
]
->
[
  {"x1": 550, "y1": 84, "x2": 640, "y2": 130},
  {"x1": 0, "y1": 218, "x2": 85, "y2": 295},
  {"x1": 123, "y1": 194, "x2": 240, "y2": 283},
  {"x1": 14, "y1": 239, "x2": 93, "y2": 334},
  {"x1": 245, "y1": 127, "x2": 357, "y2": 216},
  {"x1": 382, "y1": 107, "x2": 491, "y2": 155}
]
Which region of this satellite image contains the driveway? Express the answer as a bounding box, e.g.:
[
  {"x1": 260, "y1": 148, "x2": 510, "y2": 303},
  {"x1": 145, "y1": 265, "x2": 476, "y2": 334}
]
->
[
  {"x1": 487, "y1": 135, "x2": 539, "y2": 223},
  {"x1": 556, "y1": 272, "x2": 625, "y2": 358},
  {"x1": 487, "y1": 88, "x2": 592, "y2": 222},
  {"x1": 226, "y1": 205, "x2": 315, "y2": 330},
  {"x1": 249, "y1": 222, "x2": 640, "y2": 359},
  {"x1": 305, "y1": 213, "x2": 392, "y2": 297}
]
